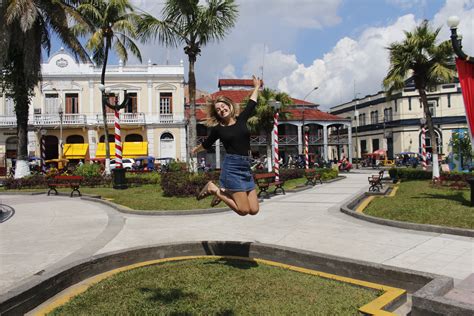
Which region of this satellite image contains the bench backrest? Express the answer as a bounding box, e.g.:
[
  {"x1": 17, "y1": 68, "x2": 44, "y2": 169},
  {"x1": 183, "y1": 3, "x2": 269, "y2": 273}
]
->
[
  {"x1": 54, "y1": 175, "x2": 83, "y2": 181},
  {"x1": 254, "y1": 173, "x2": 275, "y2": 180}
]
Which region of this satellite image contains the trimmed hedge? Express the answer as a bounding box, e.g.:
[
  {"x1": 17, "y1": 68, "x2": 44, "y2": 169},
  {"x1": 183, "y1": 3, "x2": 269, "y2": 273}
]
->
[
  {"x1": 160, "y1": 171, "x2": 213, "y2": 197},
  {"x1": 388, "y1": 168, "x2": 432, "y2": 180}
]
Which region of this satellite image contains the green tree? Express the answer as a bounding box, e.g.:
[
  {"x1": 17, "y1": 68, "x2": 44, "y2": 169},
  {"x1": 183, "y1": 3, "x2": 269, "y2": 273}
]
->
[
  {"x1": 73, "y1": 0, "x2": 143, "y2": 174},
  {"x1": 383, "y1": 20, "x2": 455, "y2": 178},
  {"x1": 0, "y1": 0, "x2": 88, "y2": 178},
  {"x1": 247, "y1": 88, "x2": 293, "y2": 171},
  {"x1": 137, "y1": 0, "x2": 238, "y2": 167}
]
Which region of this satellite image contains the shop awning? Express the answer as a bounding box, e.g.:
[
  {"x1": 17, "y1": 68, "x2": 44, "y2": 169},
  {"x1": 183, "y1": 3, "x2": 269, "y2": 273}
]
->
[
  {"x1": 95, "y1": 143, "x2": 116, "y2": 158},
  {"x1": 123, "y1": 142, "x2": 148, "y2": 158},
  {"x1": 63, "y1": 143, "x2": 89, "y2": 159}
]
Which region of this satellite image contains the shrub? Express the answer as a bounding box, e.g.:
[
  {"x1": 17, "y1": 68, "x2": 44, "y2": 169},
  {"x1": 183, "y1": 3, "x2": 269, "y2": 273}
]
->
[
  {"x1": 388, "y1": 168, "x2": 431, "y2": 180},
  {"x1": 73, "y1": 163, "x2": 102, "y2": 177},
  {"x1": 168, "y1": 161, "x2": 188, "y2": 172},
  {"x1": 4, "y1": 175, "x2": 47, "y2": 190},
  {"x1": 315, "y1": 168, "x2": 338, "y2": 181},
  {"x1": 126, "y1": 172, "x2": 161, "y2": 185},
  {"x1": 160, "y1": 171, "x2": 210, "y2": 197},
  {"x1": 279, "y1": 169, "x2": 304, "y2": 181}
]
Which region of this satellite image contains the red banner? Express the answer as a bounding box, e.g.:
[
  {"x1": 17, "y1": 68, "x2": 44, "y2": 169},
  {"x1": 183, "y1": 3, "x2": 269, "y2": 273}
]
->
[{"x1": 456, "y1": 58, "x2": 474, "y2": 142}]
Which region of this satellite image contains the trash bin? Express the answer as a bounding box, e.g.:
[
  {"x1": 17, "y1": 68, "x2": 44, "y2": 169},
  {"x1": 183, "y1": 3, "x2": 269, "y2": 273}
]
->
[{"x1": 112, "y1": 168, "x2": 128, "y2": 190}]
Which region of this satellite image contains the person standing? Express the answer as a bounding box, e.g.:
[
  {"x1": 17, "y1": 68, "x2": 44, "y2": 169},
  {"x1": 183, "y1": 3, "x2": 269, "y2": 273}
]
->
[{"x1": 192, "y1": 75, "x2": 261, "y2": 216}]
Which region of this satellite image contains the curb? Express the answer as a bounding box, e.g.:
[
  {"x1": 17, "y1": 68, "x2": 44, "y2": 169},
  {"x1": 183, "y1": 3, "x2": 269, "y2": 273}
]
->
[
  {"x1": 341, "y1": 192, "x2": 474, "y2": 237},
  {"x1": 1, "y1": 241, "x2": 471, "y2": 315},
  {"x1": 80, "y1": 195, "x2": 231, "y2": 216}
]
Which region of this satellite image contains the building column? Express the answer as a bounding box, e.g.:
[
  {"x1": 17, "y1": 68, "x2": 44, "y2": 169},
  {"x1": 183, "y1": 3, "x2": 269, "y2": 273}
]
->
[
  {"x1": 147, "y1": 80, "x2": 153, "y2": 114},
  {"x1": 89, "y1": 80, "x2": 94, "y2": 114},
  {"x1": 147, "y1": 127, "x2": 155, "y2": 157},
  {"x1": 88, "y1": 129, "x2": 98, "y2": 158},
  {"x1": 27, "y1": 131, "x2": 36, "y2": 157},
  {"x1": 215, "y1": 139, "x2": 221, "y2": 169},
  {"x1": 347, "y1": 123, "x2": 353, "y2": 163},
  {"x1": 180, "y1": 127, "x2": 187, "y2": 161},
  {"x1": 323, "y1": 125, "x2": 328, "y2": 162},
  {"x1": 297, "y1": 124, "x2": 303, "y2": 155}
]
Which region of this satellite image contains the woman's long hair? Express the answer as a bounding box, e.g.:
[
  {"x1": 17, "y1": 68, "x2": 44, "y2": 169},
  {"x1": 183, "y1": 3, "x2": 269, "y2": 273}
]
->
[{"x1": 204, "y1": 96, "x2": 240, "y2": 127}]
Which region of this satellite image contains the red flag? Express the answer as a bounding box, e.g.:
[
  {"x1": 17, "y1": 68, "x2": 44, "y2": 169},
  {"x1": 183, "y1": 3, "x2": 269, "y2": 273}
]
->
[{"x1": 456, "y1": 58, "x2": 474, "y2": 142}]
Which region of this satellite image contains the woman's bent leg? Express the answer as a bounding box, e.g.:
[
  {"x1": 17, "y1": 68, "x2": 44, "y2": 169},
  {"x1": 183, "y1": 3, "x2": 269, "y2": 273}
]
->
[
  {"x1": 230, "y1": 191, "x2": 252, "y2": 216},
  {"x1": 247, "y1": 189, "x2": 259, "y2": 215}
]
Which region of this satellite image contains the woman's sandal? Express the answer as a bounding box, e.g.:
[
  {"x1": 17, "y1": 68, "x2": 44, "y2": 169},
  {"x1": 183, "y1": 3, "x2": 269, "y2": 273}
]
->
[
  {"x1": 196, "y1": 181, "x2": 213, "y2": 201},
  {"x1": 211, "y1": 195, "x2": 222, "y2": 207}
]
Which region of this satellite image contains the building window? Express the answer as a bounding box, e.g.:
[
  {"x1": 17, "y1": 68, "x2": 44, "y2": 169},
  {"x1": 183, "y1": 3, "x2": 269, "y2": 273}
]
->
[
  {"x1": 45, "y1": 93, "x2": 60, "y2": 114},
  {"x1": 372, "y1": 139, "x2": 379, "y2": 151},
  {"x1": 408, "y1": 97, "x2": 412, "y2": 111},
  {"x1": 106, "y1": 93, "x2": 116, "y2": 113},
  {"x1": 66, "y1": 135, "x2": 84, "y2": 143},
  {"x1": 126, "y1": 93, "x2": 138, "y2": 113},
  {"x1": 65, "y1": 93, "x2": 79, "y2": 114},
  {"x1": 384, "y1": 108, "x2": 393, "y2": 122},
  {"x1": 447, "y1": 94, "x2": 451, "y2": 108},
  {"x1": 371, "y1": 111, "x2": 378, "y2": 124},
  {"x1": 160, "y1": 93, "x2": 172, "y2": 114},
  {"x1": 428, "y1": 100, "x2": 436, "y2": 117},
  {"x1": 5, "y1": 96, "x2": 14, "y2": 115},
  {"x1": 125, "y1": 134, "x2": 143, "y2": 142},
  {"x1": 359, "y1": 113, "x2": 366, "y2": 126},
  {"x1": 361, "y1": 140, "x2": 367, "y2": 154}
]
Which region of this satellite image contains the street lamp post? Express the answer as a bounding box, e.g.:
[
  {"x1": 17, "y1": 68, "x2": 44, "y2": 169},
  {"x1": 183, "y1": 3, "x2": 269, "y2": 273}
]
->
[
  {"x1": 420, "y1": 117, "x2": 427, "y2": 171},
  {"x1": 304, "y1": 125, "x2": 310, "y2": 169},
  {"x1": 302, "y1": 87, "x2": 318, "y2": 156},
  {"x1": 269, "y1": 99, "x2": 281, "y2": 176},
  {"x1": 98, "y1": 84, "x2": 130, "y2": 189},
  {"x1": 58, "y1": 104, "x2": 64, "y2": 159}
]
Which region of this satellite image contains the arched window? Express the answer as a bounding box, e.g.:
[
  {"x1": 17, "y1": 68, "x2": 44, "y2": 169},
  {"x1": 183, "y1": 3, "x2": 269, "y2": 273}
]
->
[
  {"x1": 161, "y1": 132, "x2": 174, "y2": 140},
  {"x1": 420, "y1": 128, "x2": 442, "y2": 154},
  {"x1": 66, "y1": 135, "x2": 84, "y2": 144},
  {"x1": 125, "y1": 134, "x2": 143, "y2": 142},
  {"x1": 99, "y1": 134, "x2": 115, "y2": 143}
]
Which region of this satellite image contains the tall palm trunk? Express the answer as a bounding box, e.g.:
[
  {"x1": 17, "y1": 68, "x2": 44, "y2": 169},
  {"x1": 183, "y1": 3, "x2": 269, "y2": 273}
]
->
[
  {"x1": 13, "y1": 52, "x2": 31, "y2": 178},
  {"x1": 418, "y1": 86, "x2": 440, "y2": 178},
  {"x1": 187, "y1": 54, "x2": 197, "y2": 171},
  {"x1": 101, "y1": 36, "x2": 111, "y2": 175}
]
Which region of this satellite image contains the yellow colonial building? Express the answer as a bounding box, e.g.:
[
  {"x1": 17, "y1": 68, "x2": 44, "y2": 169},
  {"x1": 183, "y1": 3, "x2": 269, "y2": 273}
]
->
[{"x1": 0, "y1": 48, "x2": 186, "y2": 172}]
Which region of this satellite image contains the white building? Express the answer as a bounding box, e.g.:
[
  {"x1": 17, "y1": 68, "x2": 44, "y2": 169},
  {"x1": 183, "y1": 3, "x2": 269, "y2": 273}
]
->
[
  {"x1": 329, "y1": 78, "x2": 467, "y2": 161},
  {"x1": 0, "y1": 49, "x2": 187, "y2": 174}
]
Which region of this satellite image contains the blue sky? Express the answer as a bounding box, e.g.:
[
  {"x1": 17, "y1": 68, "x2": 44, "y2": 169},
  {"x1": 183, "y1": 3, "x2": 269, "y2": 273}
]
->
[{"x1": 51, "y1": 0, "x2": 474, "y2": 110}]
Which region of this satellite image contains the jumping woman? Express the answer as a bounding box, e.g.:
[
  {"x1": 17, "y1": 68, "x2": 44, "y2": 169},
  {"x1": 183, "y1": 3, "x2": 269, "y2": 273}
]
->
[{"x1": 192, "y1": 75, "x2": 261, "y2": 216}]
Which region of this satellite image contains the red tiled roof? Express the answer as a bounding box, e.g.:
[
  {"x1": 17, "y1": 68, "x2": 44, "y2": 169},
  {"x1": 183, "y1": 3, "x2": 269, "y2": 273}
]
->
[{"x1": 218, "y1": 79, "x2": 254, "y2": 87}]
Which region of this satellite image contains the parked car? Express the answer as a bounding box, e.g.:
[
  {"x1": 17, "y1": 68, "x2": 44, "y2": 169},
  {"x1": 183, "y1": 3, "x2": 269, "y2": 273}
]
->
[{"x1": 110, "y1": 158, "x2": 135, "y2": 170}]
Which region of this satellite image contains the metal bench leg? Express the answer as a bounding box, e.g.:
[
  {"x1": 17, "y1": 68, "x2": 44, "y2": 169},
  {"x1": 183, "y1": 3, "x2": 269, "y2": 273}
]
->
[
  {"x1": 70, "y1": 188, "x2": 81, "y2": 197},
  {"x1": 47, "y1": 187, "x2": 58, "y2": 196}
]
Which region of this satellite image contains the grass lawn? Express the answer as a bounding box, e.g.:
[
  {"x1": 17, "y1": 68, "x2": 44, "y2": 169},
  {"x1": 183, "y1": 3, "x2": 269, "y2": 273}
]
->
[
  {"x1": 1, "y1": 176, "x2": 309, "y2": 211},
  {"x1": 48, "y1": 258, "x2": 380, "y2": 315},
  {"x1": 364, "y1": 180, "x2": 474, "y2": 229}
]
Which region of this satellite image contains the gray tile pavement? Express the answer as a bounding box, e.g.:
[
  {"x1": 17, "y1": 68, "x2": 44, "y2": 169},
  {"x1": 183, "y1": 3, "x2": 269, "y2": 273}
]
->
[{"x1": 0, "y1": 171, "x2": 472, "y2": 302}]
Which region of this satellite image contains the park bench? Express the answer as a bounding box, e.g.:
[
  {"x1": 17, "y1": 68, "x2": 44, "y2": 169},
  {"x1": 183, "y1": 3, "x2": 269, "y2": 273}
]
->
[
  {"x1": 368, "y1": 170, "x2": 384, "y2": 192},
  {"x1": 47, "y1": 175, "x2": 83, "y2": 197},
  {"x1": 304, "y1": 169, "x2": 323, "y2": 186},
  {"x1": 254, "y1": 173, "x2": 285, "y2": 198}
]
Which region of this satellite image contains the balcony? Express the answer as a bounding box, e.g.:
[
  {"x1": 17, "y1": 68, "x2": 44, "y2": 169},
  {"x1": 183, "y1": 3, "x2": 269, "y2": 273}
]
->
[
  {"x1": 33, "y1": 114, "x2": 87, "y2": 126},
  {"x1": 96, "y1": 112, "x2": 146, "y2": 125}
]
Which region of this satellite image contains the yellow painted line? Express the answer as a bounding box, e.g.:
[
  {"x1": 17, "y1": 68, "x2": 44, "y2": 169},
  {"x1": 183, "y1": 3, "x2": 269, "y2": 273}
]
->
[
  {"x1": 356, "y1": 196, "x2": 375, "y2": 213},
  {"x1": 34, "y1": 255, "x2": 405, "y2": 316},
  {"x1": 389, "y1": 185, "x2": 399, "y2": 197}
]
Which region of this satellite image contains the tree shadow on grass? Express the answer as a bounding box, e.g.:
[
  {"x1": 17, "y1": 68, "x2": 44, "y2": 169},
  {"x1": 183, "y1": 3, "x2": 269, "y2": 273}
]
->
[
  {"x1": 414, "y1": 192, "x2": 470, "y2": 206},
  {"x1": 139, "y1": 287, "x2": 197, "y2": 303},
  {"x1": 203, "y1": 257, "x2": 259, "y2": 270}
]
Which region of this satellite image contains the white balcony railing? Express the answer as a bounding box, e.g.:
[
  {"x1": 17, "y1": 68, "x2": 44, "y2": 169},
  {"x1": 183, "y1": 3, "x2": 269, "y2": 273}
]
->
[
  {"x1": 32, "y1": 114, "x2": 87, "y2": 125},
  {"x1": 0, "y1": 116, "x2": 17, "y2": 126},
  {"x1": 96, "y1": 112, "x2": 145, "y2": 125}
]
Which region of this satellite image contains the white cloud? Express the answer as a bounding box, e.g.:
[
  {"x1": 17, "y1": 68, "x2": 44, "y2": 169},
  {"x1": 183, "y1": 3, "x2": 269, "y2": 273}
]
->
[{"x1": 221, "y1": 64, "x2": 237, "y2": 78}]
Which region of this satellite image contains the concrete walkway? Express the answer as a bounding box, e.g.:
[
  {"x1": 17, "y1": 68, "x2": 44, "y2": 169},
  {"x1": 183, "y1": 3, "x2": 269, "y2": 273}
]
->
[{"x1": 1, "y1": 171, "x2": 472, "y2": 298}]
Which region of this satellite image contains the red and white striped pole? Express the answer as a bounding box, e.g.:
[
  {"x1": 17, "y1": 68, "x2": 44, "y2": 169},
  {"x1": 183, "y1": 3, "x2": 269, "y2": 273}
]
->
[
  {"x1": 421, "y1": 125, "x2": 427, "y2": 171},
  {"x1": 114, "y1": 108, "x2": 123, "y2": 169},
  {"x1": 304, "y1": 128, "x2": 309, "y2": 169},
  {"x1": 273, "y1": 112, "x2": 279, "y2": 182}
]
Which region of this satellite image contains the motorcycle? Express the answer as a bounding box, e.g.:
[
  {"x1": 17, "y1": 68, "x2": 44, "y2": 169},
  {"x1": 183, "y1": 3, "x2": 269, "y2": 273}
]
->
[{"x1": 338, "y1": 160, "x2": 352, "y2": 172}]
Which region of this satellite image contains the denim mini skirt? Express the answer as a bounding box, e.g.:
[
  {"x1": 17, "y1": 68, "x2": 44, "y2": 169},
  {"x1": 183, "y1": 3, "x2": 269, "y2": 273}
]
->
[{"x1": 220, "y1": 154, "x2": 256, "y2": 192}]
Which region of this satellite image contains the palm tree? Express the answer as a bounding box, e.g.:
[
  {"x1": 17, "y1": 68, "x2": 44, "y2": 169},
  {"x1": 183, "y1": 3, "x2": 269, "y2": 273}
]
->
[
  {"x1": 247, "y1": 88, "x2": 293, "y2": 171},
  {"x1": 137, "y1": 0, "x2": 238, "y2": 167},
  {"x1": 383, "y1": 20, "x2": 455, "y2": 178},
  {"x1": 73, "y1": 0, "x2": 143, "y2": 174},
  {"x1": 1, "y1": 0, "x2": 88, "y2": 178}
]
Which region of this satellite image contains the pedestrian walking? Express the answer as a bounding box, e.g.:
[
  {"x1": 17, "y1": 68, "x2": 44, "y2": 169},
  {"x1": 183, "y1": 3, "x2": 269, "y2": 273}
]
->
[{"x1": 192, "y1": 75, "x2": 261, "y2": 216}]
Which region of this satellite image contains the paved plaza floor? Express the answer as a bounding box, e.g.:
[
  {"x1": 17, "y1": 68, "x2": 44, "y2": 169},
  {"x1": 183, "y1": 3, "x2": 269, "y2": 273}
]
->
[{"x1": 0, "y1": 170, "x2": 472, "y2": 306}]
